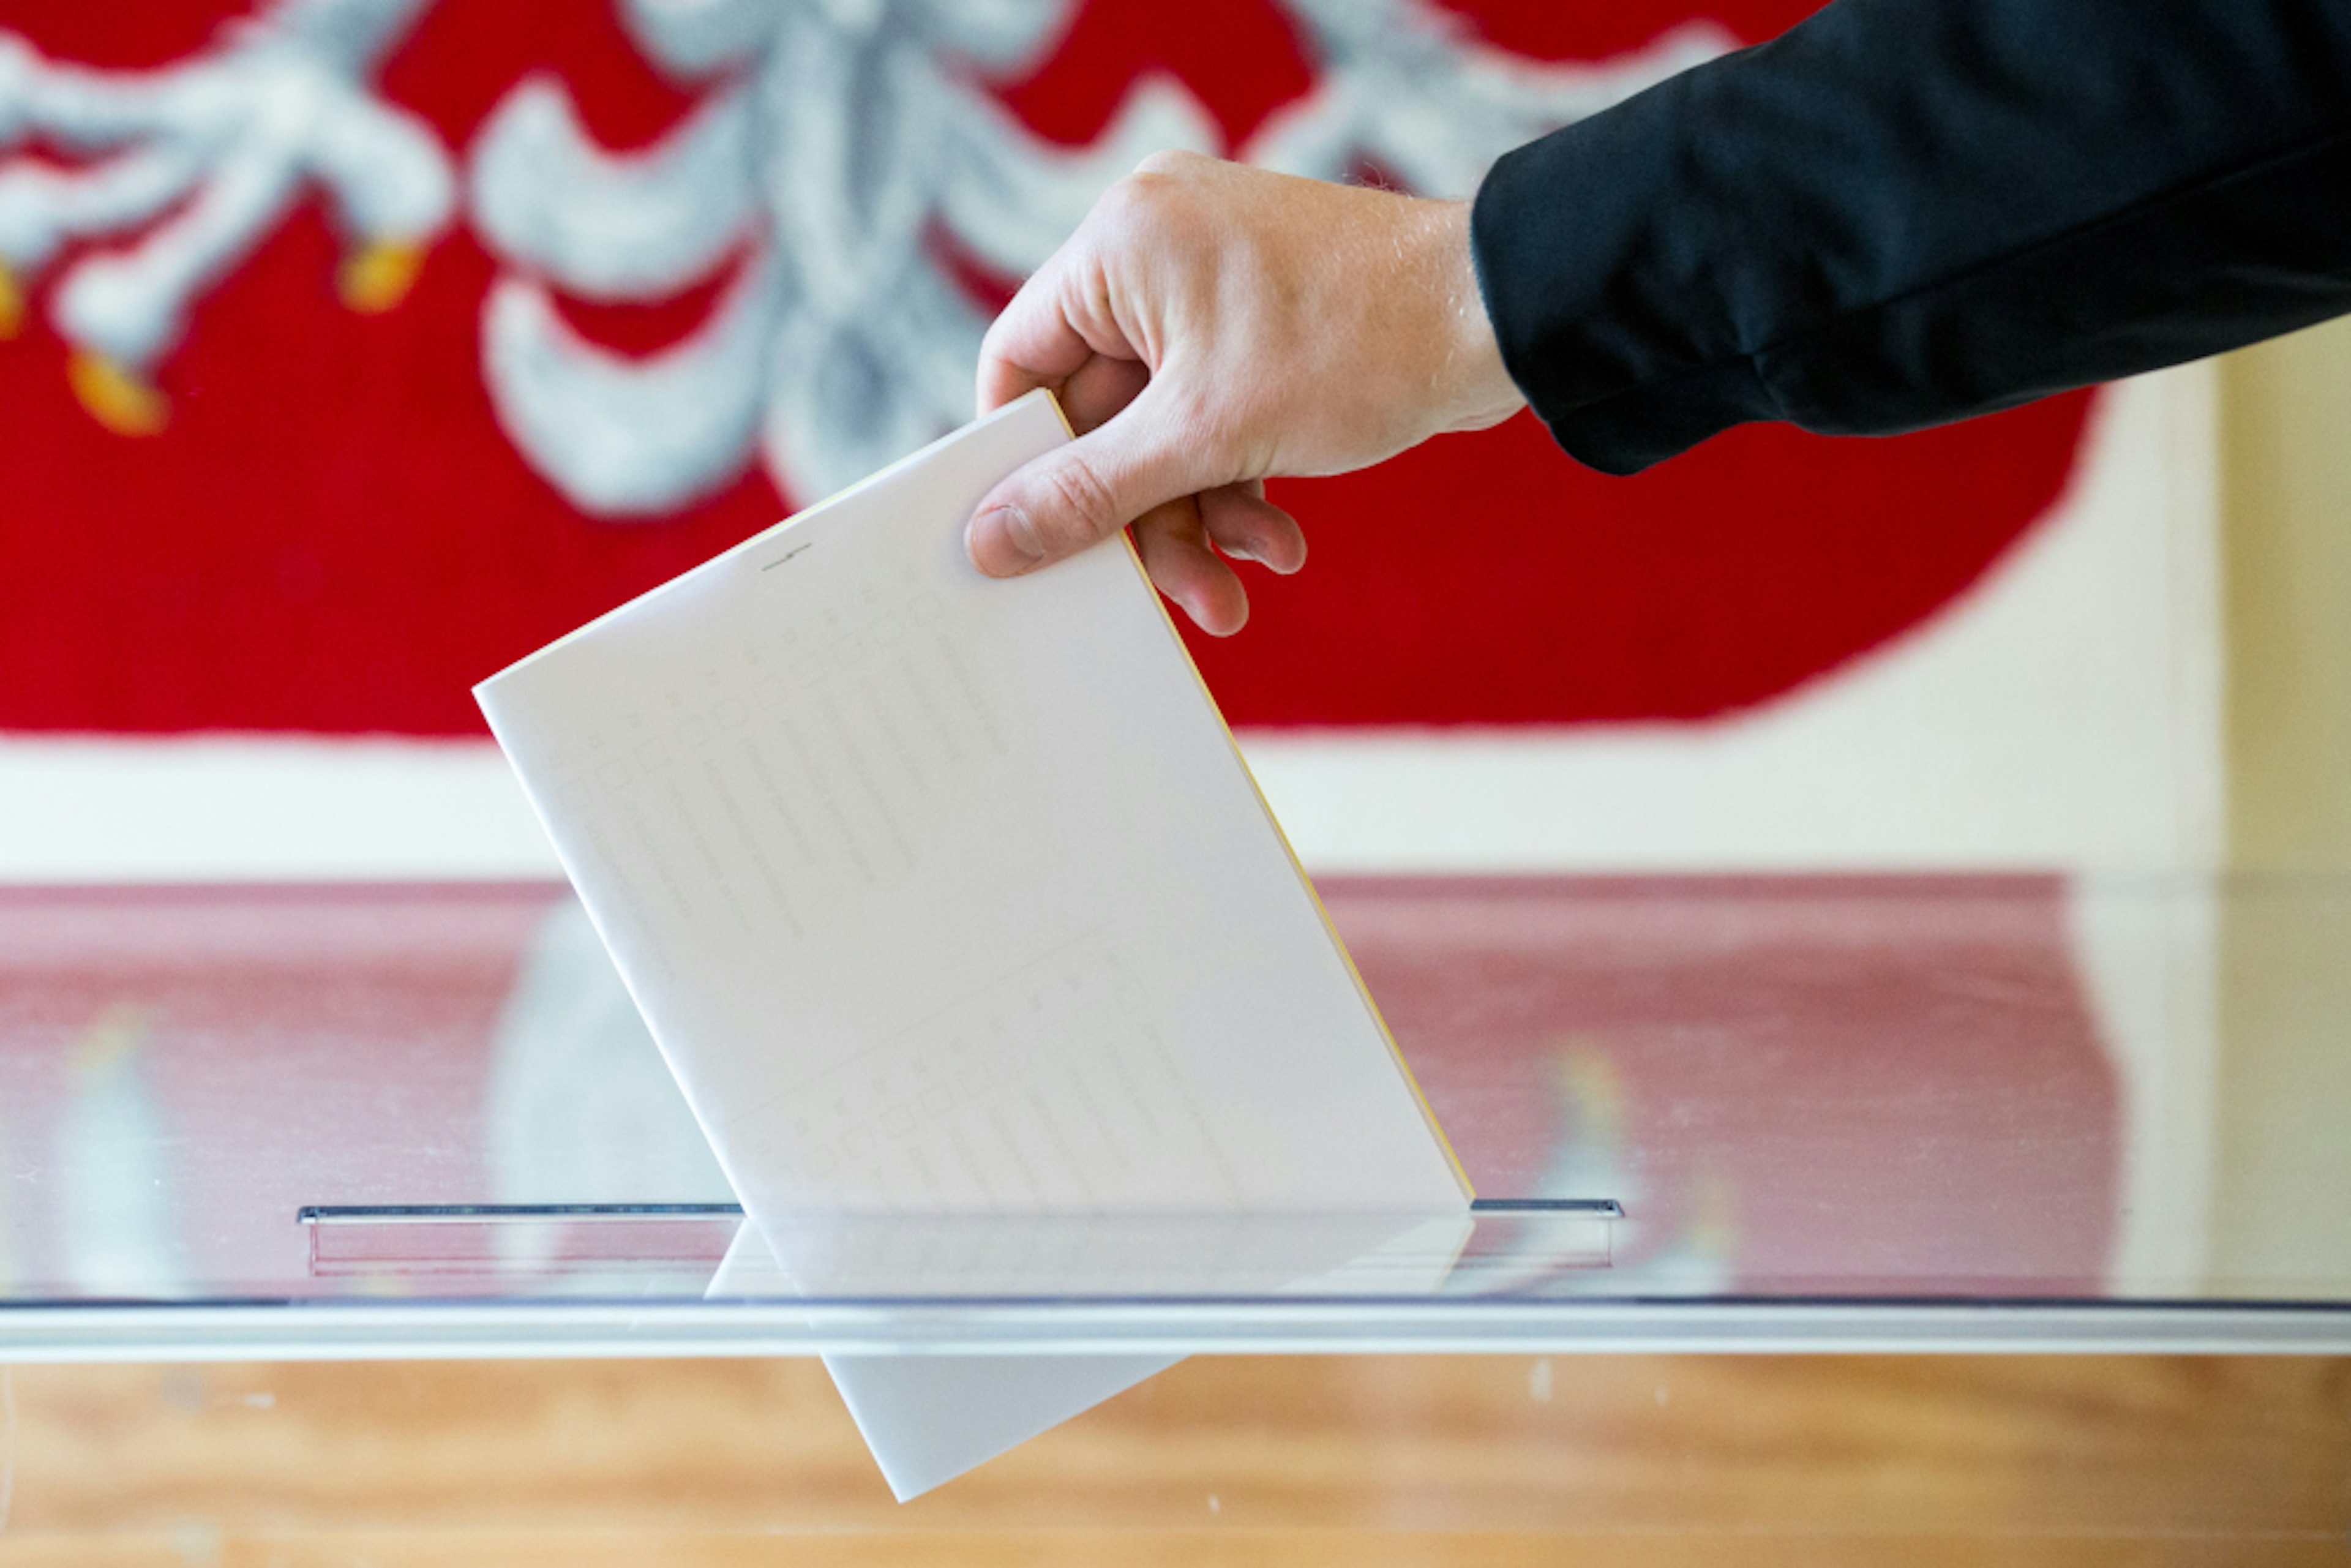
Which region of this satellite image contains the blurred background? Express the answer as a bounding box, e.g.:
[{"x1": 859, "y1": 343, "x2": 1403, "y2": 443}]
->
[
  {"x1": 0, "y1": 0, "x2": 2346, "y2": 1558},
  {"x1": 0, "y1": 0, "x2": 2205, "y2": 876}
]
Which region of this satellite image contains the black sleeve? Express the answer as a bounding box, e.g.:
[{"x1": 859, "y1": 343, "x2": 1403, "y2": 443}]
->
[{"x1": 1468, "y1": 0, "x2": 2351, "y2": 475}]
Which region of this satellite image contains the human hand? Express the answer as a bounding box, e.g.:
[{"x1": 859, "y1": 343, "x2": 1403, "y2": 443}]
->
[{"x1": 964, "y1": 152, "x2": 1525, "y2": 635}]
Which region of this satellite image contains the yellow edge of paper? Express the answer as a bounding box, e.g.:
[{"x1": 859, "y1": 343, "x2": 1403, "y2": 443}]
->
[{"x1": 1037, "y1": 393, "x2": 1477, "y2": 1202}]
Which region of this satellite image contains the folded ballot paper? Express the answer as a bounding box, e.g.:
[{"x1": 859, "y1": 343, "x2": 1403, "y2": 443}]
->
[{"x1": 475, "y1": 389, "x2": 1469, "y2": 1496}]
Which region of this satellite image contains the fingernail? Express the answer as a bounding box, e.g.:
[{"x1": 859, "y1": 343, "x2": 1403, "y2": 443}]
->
[
  {"x1": 969, "y1": 504, "x2": 1044, "y2": 576},
  {"x1": 1229, "y1": 534, "x2": 1301, "y2": 574}
]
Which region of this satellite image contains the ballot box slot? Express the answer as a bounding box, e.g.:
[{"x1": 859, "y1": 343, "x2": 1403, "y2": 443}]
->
[
  {"x1": 297, "y1": 1199, "x2": 1623, "y2": 1291},
  {"x1": 299, "y1": 1204, "x2": 747, "y2": 1275}
]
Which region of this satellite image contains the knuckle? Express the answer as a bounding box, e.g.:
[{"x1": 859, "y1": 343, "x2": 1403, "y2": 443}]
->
[
  {"x1": 1095, "y1": 173, "x2": 1157, "y2": 232},
  {"x1": 1102, "y1": 152, "x2": 1208, "y2": 230},
  {"x1": 975, "y1": 320, "x2": 1012, "y2": 371},
  {"x1": 1134, "y1": 147, "x2": 1203, "y2": 178}
]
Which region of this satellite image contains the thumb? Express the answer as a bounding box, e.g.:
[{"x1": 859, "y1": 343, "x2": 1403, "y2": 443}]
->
[{"x1": 966, "y1": 385, "x2": 1216, "y2": 577}]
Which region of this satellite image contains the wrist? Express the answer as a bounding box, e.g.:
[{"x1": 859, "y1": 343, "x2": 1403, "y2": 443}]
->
[{"x1": 1422, "y1": 198, "x2": 1526, "y2": 433}]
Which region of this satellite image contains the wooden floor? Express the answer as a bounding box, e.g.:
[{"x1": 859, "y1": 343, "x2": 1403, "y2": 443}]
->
[{"x1": 0, "y1": 1355, "x2": 2344, "y2": 1564}]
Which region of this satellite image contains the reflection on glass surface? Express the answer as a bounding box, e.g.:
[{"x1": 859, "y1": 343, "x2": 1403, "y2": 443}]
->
[
  {"x1": 1343, "y1": 875, "x2": 2120, "y2": 1297},
  {"x1": 0, "y1": 876, "x2": 2346, "y2": 1334}
]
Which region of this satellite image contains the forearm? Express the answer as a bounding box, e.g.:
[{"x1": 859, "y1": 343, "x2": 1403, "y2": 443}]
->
[{"x1": 1472, "y1": 0, "x2": 2351, "y2": 474}]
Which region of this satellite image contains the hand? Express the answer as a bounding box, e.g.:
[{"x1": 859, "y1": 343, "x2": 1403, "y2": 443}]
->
[{"x1": 965, "y1": 151, "x2": 1525, "y2": 635}]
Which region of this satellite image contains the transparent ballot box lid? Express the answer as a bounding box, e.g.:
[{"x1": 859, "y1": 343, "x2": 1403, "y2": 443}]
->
[{"x1": 2, "y1": 874, "x2": 2346, "y2": 1359}]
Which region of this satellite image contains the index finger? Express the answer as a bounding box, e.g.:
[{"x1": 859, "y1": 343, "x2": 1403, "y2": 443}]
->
[{"x1": 975, "y1": 245, "x2": 1139, "y2": 416}]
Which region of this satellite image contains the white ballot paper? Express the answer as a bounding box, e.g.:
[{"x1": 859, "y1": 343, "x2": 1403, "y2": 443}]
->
[
  {"x1": 705, "y1": 1207, "x2": 1475, "y2": 1499},
  {"x1": 707, "y1": 1221, "x2": 1185, "y2": 1501},
  {"x1": 476, "y1": 389, "x2": 1469, "y2": 1495}
]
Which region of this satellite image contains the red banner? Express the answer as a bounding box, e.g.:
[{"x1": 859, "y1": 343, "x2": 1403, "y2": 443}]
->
[{"x1": 0, "y1": 0, "x2": 2092, "y2": 735}]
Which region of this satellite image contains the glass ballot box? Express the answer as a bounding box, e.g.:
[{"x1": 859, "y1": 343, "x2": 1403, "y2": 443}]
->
[{"x1": 1, "y1": 874, "x2": 2345, "y2": 1360}]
